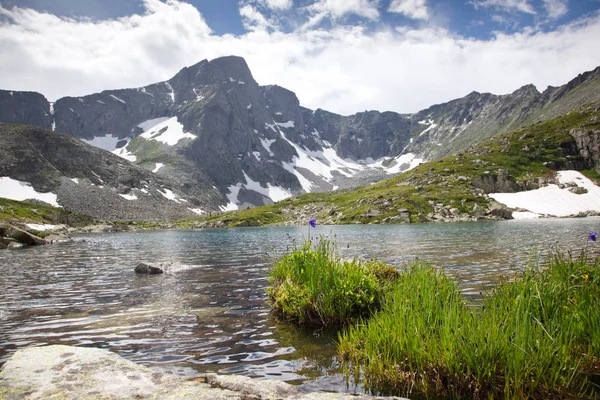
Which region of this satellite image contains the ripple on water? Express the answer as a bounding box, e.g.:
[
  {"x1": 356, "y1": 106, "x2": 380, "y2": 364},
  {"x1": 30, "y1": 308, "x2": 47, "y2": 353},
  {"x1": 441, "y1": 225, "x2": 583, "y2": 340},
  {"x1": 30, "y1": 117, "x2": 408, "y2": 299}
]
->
[{"x1": 1, "y1": 219, "x2": 599, "y2": 389}]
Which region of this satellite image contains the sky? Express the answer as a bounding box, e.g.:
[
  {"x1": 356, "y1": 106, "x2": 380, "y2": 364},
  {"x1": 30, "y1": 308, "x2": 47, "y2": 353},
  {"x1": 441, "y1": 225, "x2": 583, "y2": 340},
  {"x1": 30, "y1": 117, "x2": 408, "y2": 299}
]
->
[{"x1": 0, "y1": 0, "x2": 599, "y2": 115}]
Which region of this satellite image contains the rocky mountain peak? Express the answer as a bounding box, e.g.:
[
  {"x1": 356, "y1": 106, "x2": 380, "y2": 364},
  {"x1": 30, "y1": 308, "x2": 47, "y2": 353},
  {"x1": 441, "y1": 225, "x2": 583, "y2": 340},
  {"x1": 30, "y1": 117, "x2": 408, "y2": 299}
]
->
[
  {"x1": 1, "y1": 57, "x2": 600, "y2": 214},
  {"x1": 512, "y1": 84, "x2": 540, "y2": 97}
]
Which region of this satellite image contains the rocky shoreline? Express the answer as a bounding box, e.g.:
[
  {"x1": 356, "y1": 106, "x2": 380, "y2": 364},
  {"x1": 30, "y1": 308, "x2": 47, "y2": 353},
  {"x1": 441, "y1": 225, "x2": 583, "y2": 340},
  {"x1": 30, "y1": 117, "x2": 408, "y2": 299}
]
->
[
  {"x1": 0, "y1": 345, "x2": 409, "y2": 400},
  {"x1": 3, "y1": 206, "x2": 600, "y2": 250}
]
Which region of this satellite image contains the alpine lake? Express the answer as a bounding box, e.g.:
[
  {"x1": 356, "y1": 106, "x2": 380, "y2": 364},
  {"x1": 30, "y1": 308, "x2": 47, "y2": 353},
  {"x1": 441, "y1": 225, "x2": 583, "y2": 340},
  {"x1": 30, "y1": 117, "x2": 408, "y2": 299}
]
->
[{"x1": 1, "y1": 218, "x2": 599, "y2": 394}]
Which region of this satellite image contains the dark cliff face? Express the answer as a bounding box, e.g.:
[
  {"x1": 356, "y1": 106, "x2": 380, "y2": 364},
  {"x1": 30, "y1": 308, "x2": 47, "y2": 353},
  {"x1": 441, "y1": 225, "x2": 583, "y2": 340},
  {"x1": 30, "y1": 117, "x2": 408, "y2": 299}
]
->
[
  {"x1": 0, "y1": 90, "x2": 52, "y2": 130},
  {"x1": 1, "y1": 57, "x2": 600, "y2": 210}
]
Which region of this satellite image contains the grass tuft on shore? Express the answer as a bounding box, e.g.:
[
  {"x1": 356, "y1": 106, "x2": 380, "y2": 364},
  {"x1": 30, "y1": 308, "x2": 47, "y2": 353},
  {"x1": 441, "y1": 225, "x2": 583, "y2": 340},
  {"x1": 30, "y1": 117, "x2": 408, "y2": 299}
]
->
[
  {"x1": 267, "y1": 237, "x2": 399, "y2": 328},
  {"x1": 338, "y1": 253, "x2": 600, "y2": 399}
]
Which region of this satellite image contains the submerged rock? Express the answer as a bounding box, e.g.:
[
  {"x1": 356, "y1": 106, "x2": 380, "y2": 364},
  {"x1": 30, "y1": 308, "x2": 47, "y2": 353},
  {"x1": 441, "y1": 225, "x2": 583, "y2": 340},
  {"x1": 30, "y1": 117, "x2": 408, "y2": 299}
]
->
[
  {"x1": 0, "y1": 345, "x2": 409, "y2": 400},
  {"x1": 134, "y1": 263, "x2": 164, "y2": 275}
]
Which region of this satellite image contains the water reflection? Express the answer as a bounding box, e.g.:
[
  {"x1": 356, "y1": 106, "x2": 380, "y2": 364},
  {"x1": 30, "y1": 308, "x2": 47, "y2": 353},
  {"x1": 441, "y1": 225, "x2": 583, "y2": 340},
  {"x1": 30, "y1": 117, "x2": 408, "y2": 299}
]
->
[{"x1": 0, "y1": 218, "x2": 598, "y2": 392}]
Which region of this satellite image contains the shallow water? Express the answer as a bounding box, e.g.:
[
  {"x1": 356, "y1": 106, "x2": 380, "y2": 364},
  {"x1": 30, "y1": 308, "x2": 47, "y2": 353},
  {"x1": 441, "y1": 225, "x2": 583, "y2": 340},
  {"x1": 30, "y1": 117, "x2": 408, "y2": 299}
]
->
[{"x1": 0, "y1": 218, "x2": 599, "y2": 392}]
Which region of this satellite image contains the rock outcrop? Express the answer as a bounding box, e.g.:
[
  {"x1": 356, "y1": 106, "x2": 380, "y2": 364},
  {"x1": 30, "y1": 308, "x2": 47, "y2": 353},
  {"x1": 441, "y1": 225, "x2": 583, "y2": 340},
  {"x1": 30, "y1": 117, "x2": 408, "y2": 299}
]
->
[
  {"x1": 571, "y1": 127, "x2": 600, "y2": 173},
  {"x1": 0, "y1": 345, "x2": 409, "y2": 400},
  {"x1": 0, "y1": 223, "x2": 47, "y2": 248}
]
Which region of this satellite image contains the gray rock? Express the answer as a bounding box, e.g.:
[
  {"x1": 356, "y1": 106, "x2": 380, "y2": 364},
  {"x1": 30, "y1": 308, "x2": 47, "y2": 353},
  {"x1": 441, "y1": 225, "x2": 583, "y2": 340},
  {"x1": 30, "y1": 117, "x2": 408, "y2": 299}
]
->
[
  {"x1": 568, "y1": 186, "x2": 588, "y2": 194},
  {"x1": 571, "y1": 128, "x2": 600, "y2": 172},
  {"x1": 134, "y1": 263, "x2": 164, "y2": 275},
  {"x1": 365, "y1": 209, "x2": 381, "y2": 217},
  {"x1": 0, "y1": 345, "x2": 410, "y2": 400},
  {"x1": 5, "y1": 225, "x2": 47, "y2": 246},
  {"x1": 7, "y1": 242, "x2": 25, "y2": 249},
  {"x1": 0, "y1": 241, "x2": 6, "y2": 250},
  {"x1": 488, "y1": 203, "x2": 514, "y2": 220}
]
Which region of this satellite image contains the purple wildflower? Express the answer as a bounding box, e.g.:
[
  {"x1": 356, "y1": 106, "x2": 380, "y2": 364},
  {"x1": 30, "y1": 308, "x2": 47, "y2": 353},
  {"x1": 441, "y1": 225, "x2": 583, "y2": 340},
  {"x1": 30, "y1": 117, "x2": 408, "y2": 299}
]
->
[
  {"x1": 309, "y1": 218, "x2": 317, "y2": 228},
  {"x1": 590, "y1": 232, "x2": 597, "y2": 242}
]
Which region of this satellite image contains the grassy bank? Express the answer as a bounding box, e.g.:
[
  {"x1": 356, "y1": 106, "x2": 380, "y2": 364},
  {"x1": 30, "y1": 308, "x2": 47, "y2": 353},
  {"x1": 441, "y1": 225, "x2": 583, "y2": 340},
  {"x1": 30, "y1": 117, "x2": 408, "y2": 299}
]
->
[
  {"x1": 267, "y1": 238, "x2": 399, "y2": 327},
  {"x1": 338, "y1": 253, "x2": 600, "y2": 399},
  {"x1": 0, "y1": 198, "x2": 93, "y2": 228}
]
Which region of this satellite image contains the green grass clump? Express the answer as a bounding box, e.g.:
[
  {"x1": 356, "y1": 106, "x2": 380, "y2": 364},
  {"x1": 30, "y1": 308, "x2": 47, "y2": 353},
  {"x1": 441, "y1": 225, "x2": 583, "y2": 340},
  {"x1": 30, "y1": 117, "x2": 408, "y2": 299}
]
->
[
  {"x1": 267, "y1": 238, "x2": 398, "y2": 327},
  {"x1": 338, "y1": 253, "x2": 600, "y2": 399}
]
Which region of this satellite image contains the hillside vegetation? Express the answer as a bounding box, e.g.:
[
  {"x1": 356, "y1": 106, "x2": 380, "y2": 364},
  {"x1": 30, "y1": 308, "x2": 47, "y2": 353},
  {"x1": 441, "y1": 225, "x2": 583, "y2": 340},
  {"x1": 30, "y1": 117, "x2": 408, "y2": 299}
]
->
[
  {"x1": 0, "y1": 198, "x2": 93, "y2": 228},
  {"x1": 186, "y1": 102, "x2": 600, "y2": 228}
]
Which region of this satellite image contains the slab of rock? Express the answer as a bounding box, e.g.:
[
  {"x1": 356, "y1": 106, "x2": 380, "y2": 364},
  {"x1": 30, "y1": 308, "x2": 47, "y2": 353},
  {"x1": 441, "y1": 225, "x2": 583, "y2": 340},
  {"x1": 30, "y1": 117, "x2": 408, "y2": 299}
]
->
[
  {"x1": 0, "y1": 345, "x2": 410, "y2": 400},
  {"x1": 134, "y1": 263, "x2": 164, "y2": 275},
  {"x1": 5, "y1": 225, "x2": 47, "y2": 246}
]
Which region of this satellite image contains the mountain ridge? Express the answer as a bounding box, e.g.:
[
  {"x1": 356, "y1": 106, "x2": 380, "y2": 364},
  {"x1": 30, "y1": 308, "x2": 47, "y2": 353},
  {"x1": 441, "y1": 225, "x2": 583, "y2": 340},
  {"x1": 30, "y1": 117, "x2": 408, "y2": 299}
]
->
[{"x1": 1, "y1": 56, "x2": 599, "y2": 214}]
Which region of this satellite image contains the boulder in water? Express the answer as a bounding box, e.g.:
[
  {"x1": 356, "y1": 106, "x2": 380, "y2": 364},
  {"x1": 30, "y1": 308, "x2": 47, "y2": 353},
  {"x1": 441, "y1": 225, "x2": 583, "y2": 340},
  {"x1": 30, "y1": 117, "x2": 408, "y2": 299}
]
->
[{"x1": 134, "y1": 263, "x2": 164, "y2": 275}]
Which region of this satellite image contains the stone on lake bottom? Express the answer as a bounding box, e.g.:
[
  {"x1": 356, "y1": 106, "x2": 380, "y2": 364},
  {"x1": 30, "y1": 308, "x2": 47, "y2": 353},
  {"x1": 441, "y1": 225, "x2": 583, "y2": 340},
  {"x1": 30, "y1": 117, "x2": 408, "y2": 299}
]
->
[{"x1": 0, "y1": 345, "x2": 410, "y2": 400}]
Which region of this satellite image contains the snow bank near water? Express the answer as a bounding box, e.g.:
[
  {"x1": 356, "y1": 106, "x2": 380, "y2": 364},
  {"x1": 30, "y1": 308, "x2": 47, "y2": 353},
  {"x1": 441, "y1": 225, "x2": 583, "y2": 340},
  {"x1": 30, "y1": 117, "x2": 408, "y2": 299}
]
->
[
  {"x1": 490, "y1": 171, "x2": 600, "y2": 218},
  {"x1": 0, "y1": 177, "x2": 60, "y2": 207}
]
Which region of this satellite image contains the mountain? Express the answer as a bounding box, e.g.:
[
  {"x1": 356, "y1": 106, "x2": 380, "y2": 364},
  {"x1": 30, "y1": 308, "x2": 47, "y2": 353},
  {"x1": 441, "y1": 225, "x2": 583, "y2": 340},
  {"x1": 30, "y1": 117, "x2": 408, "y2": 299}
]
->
[
  {"x1": 0, "y1": 123, "x2": 210, "y2": 221},
  {"x1": 1, "y1": 56, "x2": 599, "y2": 214},
  {"x1": 192, "y1": 102, "x2": 600, "y2": 228}
]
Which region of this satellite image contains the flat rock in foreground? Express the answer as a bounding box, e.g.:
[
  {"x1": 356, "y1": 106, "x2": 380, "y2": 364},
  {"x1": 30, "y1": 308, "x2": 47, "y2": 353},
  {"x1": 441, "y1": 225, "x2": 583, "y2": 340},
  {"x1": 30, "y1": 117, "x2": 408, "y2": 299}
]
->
[{"x1": 0, "y1": 345, "x2": 409, "y2": 400}]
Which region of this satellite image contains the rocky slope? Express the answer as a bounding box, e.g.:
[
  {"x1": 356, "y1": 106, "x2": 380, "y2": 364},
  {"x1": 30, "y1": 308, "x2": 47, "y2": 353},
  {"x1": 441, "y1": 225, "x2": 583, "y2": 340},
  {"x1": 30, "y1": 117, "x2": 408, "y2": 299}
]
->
[
  {"x1": 191, "y1": 102, "x2": 600, "y2": 228},
  {"x1": 0, "y1": 123, "x2": 211, "y2": 221},
  {"x1": 1, "y1": 57, "x2": 599, "y2": 213}
]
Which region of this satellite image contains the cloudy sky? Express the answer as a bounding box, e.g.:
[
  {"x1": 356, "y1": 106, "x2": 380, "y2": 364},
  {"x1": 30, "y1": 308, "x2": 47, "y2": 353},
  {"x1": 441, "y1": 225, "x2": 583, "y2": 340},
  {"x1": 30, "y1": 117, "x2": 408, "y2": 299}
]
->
[{"x1": 0, "y1": 0, "x2": 599, "y2": 115}]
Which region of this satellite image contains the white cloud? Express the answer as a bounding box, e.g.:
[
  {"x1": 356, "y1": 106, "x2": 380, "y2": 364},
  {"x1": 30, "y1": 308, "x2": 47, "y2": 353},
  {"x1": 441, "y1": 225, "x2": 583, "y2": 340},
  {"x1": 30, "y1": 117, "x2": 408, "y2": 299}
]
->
[
  {"x1": 0, "y1": 0, "x2": 599, "y2": 117},
  {"x1": 543, "y1": 0, "x2": 568, "y2": 19},
  {"x1": 471, "y1": 0, "x2": 536, "y2": 14},
  {"x1": 389, "y1": 0, "x2": 429, "y2": 20},
  {"x1": 307, "y1": 0, "x2": 380, "y2": 21},
  {"x1": 260, "y1": 0, "x2": 293, "y2": 10},
  {"x1": 239, "y1": 4, "x2": 273, "y2": 31}
]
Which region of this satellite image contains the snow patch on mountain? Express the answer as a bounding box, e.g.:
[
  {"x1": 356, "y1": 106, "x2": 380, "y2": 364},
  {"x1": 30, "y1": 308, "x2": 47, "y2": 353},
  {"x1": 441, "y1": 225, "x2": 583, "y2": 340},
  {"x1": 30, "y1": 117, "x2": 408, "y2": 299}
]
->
[
  {"x1": 260, "y1": 138, "x2": 276, "y2": 157},
  {"x1": 137, "y1": 117, "x2": 169, "y2": 132},
  {"x1": 112, "y1": 144, "x2": 137, "y2": 162},
  {"x1": 378, "y1": 153, "x2": 424, "y2": 174},
  {"x1": 277, "y1": 128, "x2": 365, "y2": 190},
  {"x1": 82, "y1": 134, "x2": 122, "y2": 151},
  {"x1": 152, "y1": 163, "x2": 164, "y2": 173},
  {"x1": 243, "y1": 171, "x2": 291, "y2": 202},
  {"x1": 140, "y1": 117, "x2": 196, "y2": 146},
  {"x1": 119, "y1": 193, "x2": 138, "y2": 201},
  {"x1": 223, "y1": 183, "x2": 242, "y2": 211},
  {"x1": 164, "y1": 82, "x2": 175, "y2": 103},
  {"x1": 26, "y1": 223, "x2": 64, "y2": 231},
  {"x1": 0, "y1": 177, "x2": 60, "y2": 207},
  {"x1": 489, "y1": 171, "x2": 600, "y2": 217},
  {"x1": 275, "y1": 121, "x2": 295, "y2": 129},
  {"x1": 109, "y1": 94, "x2": 126, "y2": 104},
  {"x1": 157, "y1": 188, "x2": 186, "y2": 203},
  {"x1": 418, "y1": 119, "x2": 438, "y2": 136}
]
